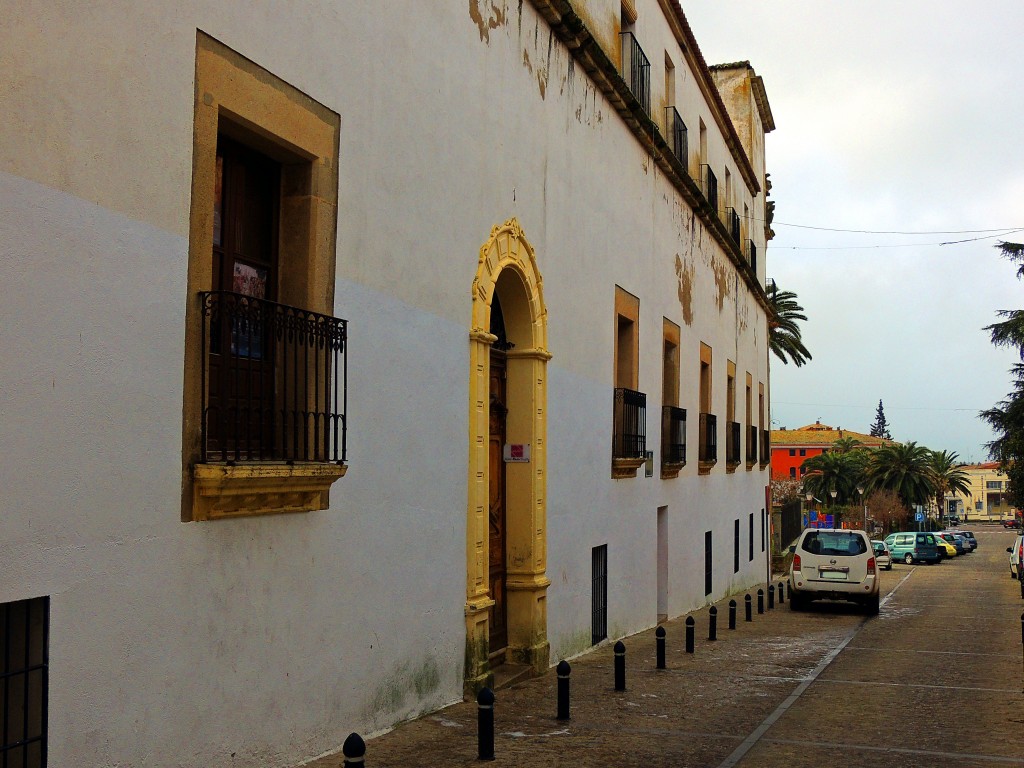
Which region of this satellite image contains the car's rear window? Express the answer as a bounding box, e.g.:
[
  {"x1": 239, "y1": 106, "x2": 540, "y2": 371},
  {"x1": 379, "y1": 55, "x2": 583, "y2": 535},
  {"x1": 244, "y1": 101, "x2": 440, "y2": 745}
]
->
[{"x1": 801, "y1": 531, "x2": 867, "y2": 556}]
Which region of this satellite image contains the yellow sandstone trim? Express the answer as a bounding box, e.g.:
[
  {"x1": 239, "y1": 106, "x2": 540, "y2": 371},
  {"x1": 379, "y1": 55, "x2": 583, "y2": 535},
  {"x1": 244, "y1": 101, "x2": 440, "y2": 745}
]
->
[{"x1": 465, "y1": 219, "x2": 550, "y2": 692}]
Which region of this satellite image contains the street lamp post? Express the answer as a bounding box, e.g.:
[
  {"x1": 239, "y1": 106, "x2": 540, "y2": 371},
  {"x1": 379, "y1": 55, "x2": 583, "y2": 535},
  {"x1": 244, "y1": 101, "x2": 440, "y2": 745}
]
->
[
  {"x1": 829, "y1": 489, "x2": 838, "y2": 527},
  {"x1": 805, "y1": 490, "x2": 814, "y2": 528},
  {"x1": 857, "y1": 485, "x2": 865, "y2": 532}
]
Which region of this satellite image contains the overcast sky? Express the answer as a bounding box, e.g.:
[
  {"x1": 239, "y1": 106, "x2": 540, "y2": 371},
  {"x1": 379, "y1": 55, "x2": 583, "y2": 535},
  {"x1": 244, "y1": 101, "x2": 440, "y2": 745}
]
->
[{"x1": 685, "y1": 1, "x2": 1024, "y2": 463}]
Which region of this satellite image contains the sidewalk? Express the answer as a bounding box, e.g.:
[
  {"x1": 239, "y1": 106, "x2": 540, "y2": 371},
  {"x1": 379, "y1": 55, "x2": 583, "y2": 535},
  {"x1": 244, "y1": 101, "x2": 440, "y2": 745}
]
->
[{"x1": 300, "y1": 578, "x2": 861, "y2": 767}]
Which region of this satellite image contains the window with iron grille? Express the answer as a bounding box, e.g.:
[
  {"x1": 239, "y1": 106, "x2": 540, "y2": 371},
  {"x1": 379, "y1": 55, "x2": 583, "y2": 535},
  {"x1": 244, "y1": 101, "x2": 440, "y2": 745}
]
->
[
  {"x1": 749, "y1": 513, "x2": 754, "y2": 562},
  {"x1": 705, "y1": 531, "x2": 713, "y2": 595},
  {"x1": 699, "y1": 413, "x2": 718, "y2": 464},
  {"x1": 2, "y1": 597, "x2": 48, "y2": 767},
  {"x1": 701, "y1": 165, "x2": 718, "y2": 213},
  {"x1": 620, "y1": 31, "x2": 650, "y2": 115},
  {"x1": 612, "y1": 388, "x2": 647, "y2": 460},
  {"x1": 592, "y1": 545, "x2": 608, "y2": 645},
  {"x1": 666, "y1": 107, "x2": 687, "y2": 168}
]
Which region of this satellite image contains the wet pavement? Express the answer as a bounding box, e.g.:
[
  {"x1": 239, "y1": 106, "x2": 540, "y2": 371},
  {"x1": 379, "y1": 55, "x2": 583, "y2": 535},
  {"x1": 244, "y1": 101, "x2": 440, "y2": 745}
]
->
[{"x1": 301, "y1": 527, "x2": 1024, "y2": 767}]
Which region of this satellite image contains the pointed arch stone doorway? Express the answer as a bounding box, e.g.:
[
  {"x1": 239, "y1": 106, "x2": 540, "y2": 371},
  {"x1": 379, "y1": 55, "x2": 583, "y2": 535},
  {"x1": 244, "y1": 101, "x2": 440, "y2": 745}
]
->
[{"x1": 465, "y1": 218, "x2": 551, "y2": 694}]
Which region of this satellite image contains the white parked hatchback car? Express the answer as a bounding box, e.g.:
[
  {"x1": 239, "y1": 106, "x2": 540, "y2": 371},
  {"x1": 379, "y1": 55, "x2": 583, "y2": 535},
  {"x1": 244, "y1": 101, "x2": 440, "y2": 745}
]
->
[
  {"x1": 1008, "y1": 534, "x2": 1023, "y2": 579},
  {"x1": 871, "y1": 540, "x2": 893, "y2": 570},
  {"x1": 789, "y1": 529, "x2": 880, "y2": 614}
]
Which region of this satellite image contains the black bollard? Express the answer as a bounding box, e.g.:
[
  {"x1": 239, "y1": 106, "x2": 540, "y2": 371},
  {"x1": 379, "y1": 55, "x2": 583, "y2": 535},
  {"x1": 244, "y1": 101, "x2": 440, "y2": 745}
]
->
[
  {"x1": 656, "y1": 626, "x2": 666, "y2": 670},
  {"x1": 709, "y1": 606, "x2": 718, "y2": 641},
  {"x1": 768, "y1": 584, "x2": 775, "y2": 610},
  {"x1": 685, "y1": 616, "x2": 695, "y2": 653},
  {"x1": 745, "y1": 593, "x2": 752, "y2": 622},
  {"x1": 477, "y1": 688, "x2": 495, "y2": 761},
  {"x1": 342, "y1": 733, "x2": 365, "y2": 768},
  {"x1": 778, "y1": 581, "x2": 786, "y2": 604},
  {"x1": 614, "y1": 640, "x2": 626, "y2": 691},
  {"x1": 729, "y1": 599, "x2": 737, "y2": 630},
  {"x1": 556, "y1": 660, "x2": 571, "y2": 721},
  {"x1": 757, "y1": 588, "x2": 765, "y2": 614}
]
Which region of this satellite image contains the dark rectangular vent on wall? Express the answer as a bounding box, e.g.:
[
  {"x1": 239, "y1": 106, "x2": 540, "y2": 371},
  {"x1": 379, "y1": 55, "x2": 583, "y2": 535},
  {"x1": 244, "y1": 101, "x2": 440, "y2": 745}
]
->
[
  {"x1": 704, "y1": 531, "x2": 713, "y2": 596},
  {"x1": 592, "y1": 545, "x2": 608, "y2": 645}
]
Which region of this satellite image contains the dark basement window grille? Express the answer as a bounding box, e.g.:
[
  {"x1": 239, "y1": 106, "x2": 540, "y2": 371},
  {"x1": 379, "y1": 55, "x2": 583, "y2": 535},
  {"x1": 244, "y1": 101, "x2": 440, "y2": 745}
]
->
[{"x1": 2, "y1": 596, "x2": 49, "y2": 768}]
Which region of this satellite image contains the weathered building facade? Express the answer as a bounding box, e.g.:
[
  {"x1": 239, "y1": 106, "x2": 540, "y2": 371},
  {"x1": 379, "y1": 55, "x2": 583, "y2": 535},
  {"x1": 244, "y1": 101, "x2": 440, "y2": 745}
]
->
[{"x1": 0, "y1": 1, "x2": 775, "y2": 764}]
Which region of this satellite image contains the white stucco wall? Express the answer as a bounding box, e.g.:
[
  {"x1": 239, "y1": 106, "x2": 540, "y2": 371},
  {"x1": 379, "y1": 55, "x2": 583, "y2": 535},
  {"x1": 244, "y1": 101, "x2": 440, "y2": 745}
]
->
[{"x1": 0, "y1": 1, "x2": 773, "y2": 765}]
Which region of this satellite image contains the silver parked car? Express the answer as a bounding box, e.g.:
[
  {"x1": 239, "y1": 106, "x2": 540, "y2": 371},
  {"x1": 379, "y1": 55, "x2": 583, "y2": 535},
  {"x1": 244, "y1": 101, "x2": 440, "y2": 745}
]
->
[{"x1": 871, "y1": 540, "x2": 893, "y2": 570}]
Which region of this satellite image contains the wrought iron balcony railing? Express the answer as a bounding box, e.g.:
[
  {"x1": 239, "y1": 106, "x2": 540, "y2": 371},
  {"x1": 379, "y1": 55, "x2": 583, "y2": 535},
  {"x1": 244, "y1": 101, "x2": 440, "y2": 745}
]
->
[
  {"x1": 200, "y1": 291, "x2": 347, "y2": 464},
  {"x1": 727, "y1": 208, "x2": 741, "y2": 245},
  {"x1": 726, "y1": 420, "x2": 741, "y2": 466},
  {"x1": 760, "y1": 428, "x2": 770, "y2": 467},
  {"x1": 666, "y1": 107, "x2": 687, "y2": 169},
  {"x1": 701, "y1": 165, "x2": 718, "y2": 215},
  {"x1": 661, "y1": 405, "x2": 686, "y2": 466},
  {"x1": 613, "y1": 387, "x2": 647, "y2": 460},
  {"x1": 620, "y1": 31, "x2": 651, "y2": 115},
  {"x1": 698, "y1": 412, "x2": 717, "y2": 464},
  {"x1": 747, "y1": 425, "x2": 758, "y2": 465},
  {"x1": 748, "y1": 240, "x2": 757, "y2": 272}
]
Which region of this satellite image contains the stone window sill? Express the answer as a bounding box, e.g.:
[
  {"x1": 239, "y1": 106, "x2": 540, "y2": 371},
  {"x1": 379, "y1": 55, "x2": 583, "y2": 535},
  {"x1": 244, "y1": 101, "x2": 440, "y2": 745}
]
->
[
  {"x1": 191, "y1": 462, "x2": 347, "y2": 521},
  {"x1": 612, "y1": 457, "x2": 645, "y2": 479}
]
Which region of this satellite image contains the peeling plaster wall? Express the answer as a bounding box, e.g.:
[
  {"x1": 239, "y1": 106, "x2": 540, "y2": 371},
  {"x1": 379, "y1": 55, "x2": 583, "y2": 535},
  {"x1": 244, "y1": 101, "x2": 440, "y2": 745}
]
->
[{"x1": 0, "y1": 0, "x2": 772, "y2": 765}]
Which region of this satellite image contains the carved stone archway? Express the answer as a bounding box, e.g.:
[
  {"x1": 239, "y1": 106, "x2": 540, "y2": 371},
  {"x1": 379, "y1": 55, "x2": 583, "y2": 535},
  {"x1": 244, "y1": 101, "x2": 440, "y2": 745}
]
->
[{"x1": 465, "y1": 218, "x2": 551, "y2": 693}]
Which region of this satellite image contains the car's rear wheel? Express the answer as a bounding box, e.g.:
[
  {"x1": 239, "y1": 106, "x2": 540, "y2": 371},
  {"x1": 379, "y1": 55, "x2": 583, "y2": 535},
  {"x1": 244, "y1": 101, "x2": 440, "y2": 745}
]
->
[
  {"x1": 865, "y1": 594, "x2": 880, "y2": 615},
  {"x1": 789, "y1": 593, "x2": 804, "y2": 611},
  {"x1": 904, "y1": 553, "x2": 914, "y2": 564}
]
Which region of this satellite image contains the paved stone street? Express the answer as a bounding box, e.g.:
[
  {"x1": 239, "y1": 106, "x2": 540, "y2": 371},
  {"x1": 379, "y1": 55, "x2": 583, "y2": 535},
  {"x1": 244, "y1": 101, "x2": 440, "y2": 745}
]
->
[{"x1": 302, "y1": 527, "x2": 1024, "y2": 767}]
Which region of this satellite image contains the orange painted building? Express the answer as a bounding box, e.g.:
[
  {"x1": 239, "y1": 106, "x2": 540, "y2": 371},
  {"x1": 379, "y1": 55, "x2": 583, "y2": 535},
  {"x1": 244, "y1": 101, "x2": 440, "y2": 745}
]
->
[{"x1": 770, "y1": 421, "x2": 891, "y2": 481}]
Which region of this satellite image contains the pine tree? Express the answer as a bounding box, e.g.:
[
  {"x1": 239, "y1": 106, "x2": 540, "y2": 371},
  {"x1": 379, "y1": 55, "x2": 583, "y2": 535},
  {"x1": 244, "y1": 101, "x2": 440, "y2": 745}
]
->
[{"x1": 870, "y1": 400, "x2": 891, "y2": 439}]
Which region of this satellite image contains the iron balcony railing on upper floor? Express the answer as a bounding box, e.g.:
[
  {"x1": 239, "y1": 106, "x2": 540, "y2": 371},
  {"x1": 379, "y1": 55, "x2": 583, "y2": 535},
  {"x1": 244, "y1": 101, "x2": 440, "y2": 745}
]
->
[
  {"x1": 747, "y1": 425, "x2": 758, "y2": 466},
  {"x1": 200, "y1": 290, "x2": 348, "y2": 464},
  {"x1": 613, "y1": 387, "x2": 647, "y2": 460},
  {"x1": 661, "y1": 405, "x2": 686, "y2": 466},
  {"x1": 727, "y1": 208, "x2": 741, "y2": 245},
  {"x1": 698, "y1": 412, "x2": 717, "y2": 465},
  {"x1": 666, "y1": 107, "x2": 687, "y2": 170},
  {"x1": 701, "y1": 165, "x2": 718, "y2": 216},
  {"x1": 726, "y1": 420, "x2": 742, "y2": 466},
  {"x1": 748, "y1": 240, "x2": 758, "y2": 273},
  {"x1": 760, "y1": 428, "x2": 770, "y2": 467},
  {"x1": 620, "y1": 31, "x2": 651, "y2": 115}
]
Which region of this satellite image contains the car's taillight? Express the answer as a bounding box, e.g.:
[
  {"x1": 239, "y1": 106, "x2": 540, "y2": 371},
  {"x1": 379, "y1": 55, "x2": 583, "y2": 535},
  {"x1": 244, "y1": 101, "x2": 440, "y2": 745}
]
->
[
  {"x1": 793, "y1": 554, "x2": 801, "y2": 571},
  {"x1": 867, "y1": 556, "x2": 876, "y2": 575}
]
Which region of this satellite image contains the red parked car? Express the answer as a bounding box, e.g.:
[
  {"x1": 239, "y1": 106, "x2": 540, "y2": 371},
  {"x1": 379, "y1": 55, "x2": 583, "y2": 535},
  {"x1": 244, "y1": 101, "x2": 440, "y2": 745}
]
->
[{"x1": 1002, "y1": 518, "x2": 1019, "y2": 529}]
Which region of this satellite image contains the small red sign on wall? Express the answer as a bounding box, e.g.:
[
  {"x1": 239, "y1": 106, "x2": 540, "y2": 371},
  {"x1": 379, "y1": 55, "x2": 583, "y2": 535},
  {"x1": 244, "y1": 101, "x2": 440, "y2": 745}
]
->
[{"x1": 503, "y1": 443, "x2": 530, "y2": 463}]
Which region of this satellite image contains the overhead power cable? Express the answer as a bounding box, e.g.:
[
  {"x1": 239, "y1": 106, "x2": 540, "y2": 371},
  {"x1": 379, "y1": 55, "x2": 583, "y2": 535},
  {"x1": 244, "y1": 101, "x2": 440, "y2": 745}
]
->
[
  {"x1": 774, "y1": 222, "x2": 1024, "y2": 235},
  {"x1": 769, "y1": 228, "x2": 1024, "y2": 251}
]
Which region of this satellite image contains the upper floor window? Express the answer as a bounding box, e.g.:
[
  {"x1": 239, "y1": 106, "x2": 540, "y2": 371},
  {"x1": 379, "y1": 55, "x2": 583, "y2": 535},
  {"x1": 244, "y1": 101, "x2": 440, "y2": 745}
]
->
[
  {"x1": 613, "y1": 287, "x2": 645, "y2": 477},
  {"x1": 183, "y1": 32, "x2": 345, "y2": 521}
]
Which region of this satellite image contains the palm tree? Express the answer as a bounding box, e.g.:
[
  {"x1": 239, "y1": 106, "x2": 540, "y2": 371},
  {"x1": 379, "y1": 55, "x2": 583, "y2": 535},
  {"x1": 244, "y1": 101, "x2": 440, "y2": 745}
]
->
[
  {"x1": 768, "y1": 288, "x2": 812, "y2": 367},
  {"x1": 928, "y1": 450, "x2": 971, "y2": 523},
  {"x1": 864, "y1": 442, "x2": 936, "y2": 510},
  {"x1": 831, "y1": 436, "x2": 863, "y2": 454},
  {"x1": 800, "y1": 450, "x2": 864, "y2": 504}
]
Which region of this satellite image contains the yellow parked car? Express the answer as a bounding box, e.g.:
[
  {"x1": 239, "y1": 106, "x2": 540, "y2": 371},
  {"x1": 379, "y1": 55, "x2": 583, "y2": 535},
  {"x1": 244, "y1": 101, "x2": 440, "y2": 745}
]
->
[{"x1": 933, "y1": 536, "x2": 957, "y2": 558}]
